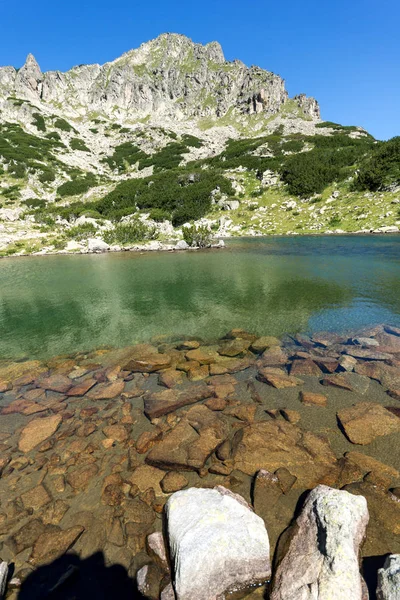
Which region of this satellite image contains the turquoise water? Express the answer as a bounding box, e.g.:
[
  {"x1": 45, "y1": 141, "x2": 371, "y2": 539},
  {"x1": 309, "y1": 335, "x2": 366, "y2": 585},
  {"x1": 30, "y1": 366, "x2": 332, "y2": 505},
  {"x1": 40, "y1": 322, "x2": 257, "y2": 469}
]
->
[{"x1": 0, "y1": 235, "x2": 400, "y2": 359}]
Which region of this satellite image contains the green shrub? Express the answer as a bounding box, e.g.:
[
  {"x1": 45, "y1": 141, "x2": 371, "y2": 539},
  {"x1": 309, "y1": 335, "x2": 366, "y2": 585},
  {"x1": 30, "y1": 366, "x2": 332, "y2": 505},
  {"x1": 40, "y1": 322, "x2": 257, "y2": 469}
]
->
[
  {"x1": 34, "y1": 212, "x2": 56, "y2": 226},
  {"x1": 149, "y1": 208, "x2": 171, "y2": 222},
  {"x1": 66, "y1": 223, "x2": 98, "y2": 240},
  {"x1": 89, "y1": 128, "x2": 98, "y2": 134},
  {"x1": 54, "y1": 118, "x2": 74, "y2": 132},
  {"x1": 353, "y1": 137, "x2": 400, "y2": 191},
  {"x1": 70, "y1": 138, "x2": 90, "y2": 152},
  {"x1": 0, "y1": 122, "x2": 64, "y2": 176},
  {"x1": 105, "y1": 142, "x2": 147, "y2": 172},
  {"x1": 9, "y1": 163, "x2": 26, "y2": 179},
  {"x1": 57, "y1": 174, "x2": 96, "y2": 197},
  {"x1": 32, "y1": 113, "x2": 46, "y2": 132},
  {"x1": 95, "y1": 167, "x2": 233, "y2": 226},
  {"x1": 81, "y1": 210, "x2": 102, "y2": 219},
  {"x1": 38, "y1": 168, "x2": 56, "y2": 184},
  {"x1": 182, "y1": 224, "x2": 212, "y2": 247},
  {"x1": 182, "y1": 134, "x2": 203, "y2": 148},
  {"x1": 46, "y1": 131, "x2": 61, "y2": 141},
  {"x1": 22, "y1": 198, "x2": 46, "y2": 209},
  {"x1": 103, "y1": 220, "x2": 158, "y2": 245}
]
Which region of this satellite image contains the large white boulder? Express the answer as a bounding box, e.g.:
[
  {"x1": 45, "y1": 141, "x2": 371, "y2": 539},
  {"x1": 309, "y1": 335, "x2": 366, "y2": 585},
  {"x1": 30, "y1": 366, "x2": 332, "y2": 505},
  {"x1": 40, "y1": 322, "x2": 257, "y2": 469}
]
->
[
  {"x1": 271, "y1": 485, "x2": 369, "y2": 600},
  {"x1": 166, "y1": 486, "x2": 271, "y2": 600},
  {"x1": 87, "y1": 238, "x2": 110, "y2": 252},
  {"x1": 377, "y1": 555, "x2": 400, "y2": 600}
]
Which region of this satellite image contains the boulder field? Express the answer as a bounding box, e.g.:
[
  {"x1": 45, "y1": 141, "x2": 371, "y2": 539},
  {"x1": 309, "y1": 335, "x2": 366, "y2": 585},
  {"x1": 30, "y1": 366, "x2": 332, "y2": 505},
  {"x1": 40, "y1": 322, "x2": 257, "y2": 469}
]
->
[{"x1": 0, "y1": 324, "x2": 399, "y2": 598}]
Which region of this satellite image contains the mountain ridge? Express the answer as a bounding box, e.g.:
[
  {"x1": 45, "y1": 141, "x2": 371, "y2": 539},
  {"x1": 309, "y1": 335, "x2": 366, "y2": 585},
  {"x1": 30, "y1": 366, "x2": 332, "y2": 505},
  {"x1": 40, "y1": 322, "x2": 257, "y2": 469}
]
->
[
  {"x1": 0, "y1": 33, "x2": 399, "y2": 257},
  {"x1": 0, "y1": 33, "x2": 320, "y2": 123}
]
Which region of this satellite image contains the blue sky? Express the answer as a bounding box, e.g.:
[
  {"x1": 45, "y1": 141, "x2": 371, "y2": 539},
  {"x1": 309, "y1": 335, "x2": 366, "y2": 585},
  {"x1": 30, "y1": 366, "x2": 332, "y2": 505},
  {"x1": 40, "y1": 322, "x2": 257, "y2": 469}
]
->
[{"x1": 1, "y1": 0, "x2": 398, "y2": 140}]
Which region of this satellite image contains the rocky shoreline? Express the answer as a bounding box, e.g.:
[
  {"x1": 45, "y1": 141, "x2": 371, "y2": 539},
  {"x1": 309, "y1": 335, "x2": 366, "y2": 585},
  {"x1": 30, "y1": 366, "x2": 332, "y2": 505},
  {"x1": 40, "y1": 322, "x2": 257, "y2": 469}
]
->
[
  {"x1": 0, "y1": 325, "x2": 400, "y2": 598},
  {"x1": 1, "y1": 228, "x2": 400, "y2": 260}
]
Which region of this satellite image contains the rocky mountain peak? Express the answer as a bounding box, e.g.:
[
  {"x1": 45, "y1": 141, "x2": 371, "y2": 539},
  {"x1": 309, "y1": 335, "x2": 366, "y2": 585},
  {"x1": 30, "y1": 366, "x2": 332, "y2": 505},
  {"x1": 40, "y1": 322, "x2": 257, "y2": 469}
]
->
[
  {"x1": 0, "y1": 34, "x2": 320, "y2": 127},
  {"x1": 15, "y1": 53, "x2": 43, "y2": 100}
]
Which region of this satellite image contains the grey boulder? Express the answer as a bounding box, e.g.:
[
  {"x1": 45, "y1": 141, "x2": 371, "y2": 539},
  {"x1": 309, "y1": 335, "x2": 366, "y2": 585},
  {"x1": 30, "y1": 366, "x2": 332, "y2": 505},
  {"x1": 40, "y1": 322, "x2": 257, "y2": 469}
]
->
[
  {"x1": 166, "y1": 486, "x2": 271, "y2": 600},
  {"x1": 87, "y1": 238, "x2": 110, "y2": 252},
  {"x1": 271, "y1": 485, "x2": 369, "y2": 600},
  {"x1": 377, "y1": 555, "x2": 400, "y2": 600}
]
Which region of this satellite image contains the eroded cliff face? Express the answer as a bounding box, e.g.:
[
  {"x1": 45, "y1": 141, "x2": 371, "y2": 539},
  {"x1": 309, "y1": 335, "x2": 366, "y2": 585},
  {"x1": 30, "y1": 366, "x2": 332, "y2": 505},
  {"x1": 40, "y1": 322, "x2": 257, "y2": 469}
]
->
[{"x1": 0, "y1": 33, "x2": 319, "y2": 121}]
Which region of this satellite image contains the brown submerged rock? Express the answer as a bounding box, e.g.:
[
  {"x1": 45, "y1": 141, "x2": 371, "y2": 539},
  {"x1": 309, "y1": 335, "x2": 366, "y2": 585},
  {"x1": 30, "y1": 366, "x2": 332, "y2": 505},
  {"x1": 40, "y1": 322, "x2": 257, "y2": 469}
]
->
[
  {"x1": 218, "y1": 338, "x2": 251, "y2": 357},
  {"x1": 18, "y1": 414, "x2": 62, "y2": 453},
  {"x1": 21, "y1": 484, "x2": 51, "y2": 510},
  {"x1": 66, "y1": 464, "x2": 99, "y2": 491},
  {"x1": 300, "y1": 391, "x2": 327, "y2": 407},
  {"x1": 185, "y1": 347, "x2": 218, "y2": 365},
  {"x1": 337, "y1": 402, "x2": 400, "y2": 445},
  {"x1": 158, "y1": 369, "x2": 184, "y2": 388},
  {"x1": 30, "y1": 525, "x2": 85, "y2": 565},
  {"x1": 38, "y1": 374, "x2": 72, "y2": 393},
  {"x1": 102, "y1": 424, "x2": 129, "y2": 443},
  {"x1": 66, "y1": 377, "x2": 97, "y2": 396},
  {"x1": 146, "y1": 405, "x2": 228, "y2": 471},
  {"x1": 124, "y1": 352, "x2": 172, "y2": 373},
  {"x1": 250, "y1": 336, "x2": 281, "y2": 354},
  {"x1": 6, "y1": 518, "x2": 46, "y2": 554},
  {"x1": 86, "y1": 380, "x2": 125, "y2": 400},
  {"x1": 161, "y1": 472, "x2": 188, "y2": 493},
  {"x1": 257, "y1": 367, "x2": 304, "y2": 389},
  {"x1": 232, "y1": 420, "x2": 336, "y2": 488},
  {"x1": 144, "y1": 383, "x2": 214, "y2": 420},
  {"x1": 290, "y1": 359, "x2": 322, "y2": 376}
]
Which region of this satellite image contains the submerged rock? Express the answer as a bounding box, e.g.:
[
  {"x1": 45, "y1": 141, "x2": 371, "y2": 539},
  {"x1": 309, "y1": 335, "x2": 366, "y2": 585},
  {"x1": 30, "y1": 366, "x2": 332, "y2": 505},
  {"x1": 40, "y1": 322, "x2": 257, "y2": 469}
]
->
[
  {"x1": 166, "y1": 486, "x2": 270, "y2": 600},
  {"x1": 231, "y1": 420, "x2": 336, "y2": 487},
  {"x1": 377, "y1": 554, "x2": 400, "y2": 600},
  {"x1": 337, "y1": 402, "x2": 400, "y2": 445},
  {"x1": 271, "y1": 485, "x2": 369, "y2": 600},
  {"x1": 146, "y1": 405, "x2": 228, "y2": 471},
  {"x1": 18, "y1": 414, "x2": 62, "y2": 453}
]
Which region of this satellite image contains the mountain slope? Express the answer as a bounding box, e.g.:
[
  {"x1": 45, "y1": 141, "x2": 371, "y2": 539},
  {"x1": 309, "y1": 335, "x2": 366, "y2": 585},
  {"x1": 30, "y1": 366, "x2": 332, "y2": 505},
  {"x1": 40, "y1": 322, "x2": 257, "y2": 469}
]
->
[{"x1": 0, "y1": 34, "x2": 399, "y2": 256}]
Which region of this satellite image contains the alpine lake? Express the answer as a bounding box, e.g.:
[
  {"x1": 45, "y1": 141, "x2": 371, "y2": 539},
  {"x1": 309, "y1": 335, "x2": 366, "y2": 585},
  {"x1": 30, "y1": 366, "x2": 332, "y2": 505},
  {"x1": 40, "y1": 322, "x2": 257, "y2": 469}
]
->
[{"x1": 0, "y1": 235, "x2": 400, "y2": 599}]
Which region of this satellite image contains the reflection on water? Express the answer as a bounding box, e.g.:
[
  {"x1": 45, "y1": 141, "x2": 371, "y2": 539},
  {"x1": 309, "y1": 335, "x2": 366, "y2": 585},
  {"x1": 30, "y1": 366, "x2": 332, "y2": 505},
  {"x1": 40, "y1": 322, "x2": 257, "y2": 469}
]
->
[{"x1": 0, "y1": 235, "x2": 400, "y2": 359}]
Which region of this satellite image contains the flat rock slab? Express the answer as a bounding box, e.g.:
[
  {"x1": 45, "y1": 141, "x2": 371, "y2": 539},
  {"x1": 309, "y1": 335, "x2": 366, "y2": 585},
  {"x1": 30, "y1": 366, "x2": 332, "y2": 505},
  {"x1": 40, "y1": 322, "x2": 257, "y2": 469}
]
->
[
  {"x1": 232, "y1": 420, "x2": 336, "y2": 488},
  {"x1": 86, "y1": 380, "x2": 125, "y2": 400},
  {"x1": 257, "y1": 367, "x2": 304, "y2": 389},
  {"x1": 321, "y1": 373, "x2": 370, "y2": 394},
  {"x1": 300, "y1": 391, "x2": 327, "y2": 407},
  {"x1": 377, "y1": 554, "x2": 400, "y2": 600},
  {"x1": 146, "y1": 405, "x2": 228, "y2": 471},
  {"x1": 218, "y1": 338, "x2": 251, "y2": 357},
  {"x1": 66, "y1": 378, "x2": 97, "y2": 396},
  {"x1": 344, "y1": 348, "x2": 393, "y2": 361},
  {"x1": 18, "y1": 414, "x2": 62, "y2": 453},
  {"x1": 337, "y1": 402, "x2": 400, "y2": 445},
  {"x1": 123, "y1": 352, "x2": 172, "y2": 373},
  {"x1": 30, "y1": 525, "x2": 85, "y2": 565},
  {"x1": 38, "y1": 374, "x2": 72, "y2": 393},
  {"x1": 271, "y1": 485, "x2": 369, "y2": 600},
  {"x1": 250, "y1": 336, "x2": 281, "y2": 353},
  {"x1": 144, "y1": 383, "x2": 214, "y2": 419},
  {"x1": 290, "y1": 359, "x2": 322, "y2": 376},
  {"x1": 166, "y1": 486, "x2": 270, "y2": 600},
  {"x1": 185, "y1": 347, "x2": 219, "y2": 365}
]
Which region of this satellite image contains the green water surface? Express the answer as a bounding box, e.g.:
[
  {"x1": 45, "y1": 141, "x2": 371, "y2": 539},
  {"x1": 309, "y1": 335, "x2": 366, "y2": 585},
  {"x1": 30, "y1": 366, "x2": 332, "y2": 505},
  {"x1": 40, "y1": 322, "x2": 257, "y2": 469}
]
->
[{"x1": 0, "y1": 235, "x2": 400, "y2": 359}]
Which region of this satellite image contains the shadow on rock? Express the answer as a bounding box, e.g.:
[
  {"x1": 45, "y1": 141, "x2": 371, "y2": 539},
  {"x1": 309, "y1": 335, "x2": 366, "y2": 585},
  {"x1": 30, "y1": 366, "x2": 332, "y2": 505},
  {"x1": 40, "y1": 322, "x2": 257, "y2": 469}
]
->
[
  {"x1": 18, "y1": 551, "x2": 145, "y2": 600},
  {"x1": 362, "y1": 555, "x2": 388, "y2": 600}
]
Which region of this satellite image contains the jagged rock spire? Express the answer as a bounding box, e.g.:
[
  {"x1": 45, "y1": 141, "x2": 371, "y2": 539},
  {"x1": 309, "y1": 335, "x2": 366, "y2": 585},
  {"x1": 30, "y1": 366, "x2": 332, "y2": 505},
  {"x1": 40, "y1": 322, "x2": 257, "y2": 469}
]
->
[{"x1": 15, "y1": 53, "x2": 43, "y2": 99}]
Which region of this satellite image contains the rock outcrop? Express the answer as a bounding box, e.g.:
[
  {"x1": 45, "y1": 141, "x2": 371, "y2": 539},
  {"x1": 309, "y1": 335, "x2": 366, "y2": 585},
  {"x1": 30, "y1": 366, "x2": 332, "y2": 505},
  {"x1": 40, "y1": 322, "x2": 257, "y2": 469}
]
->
[
  {"x1": 0, "y1": 34, "x2": 319, "y2": 122},
  {"x1": 377, "y1": 554, "x2": 400, "y2": 600},
  {"x1": 166, "y1": 486, "x2": 271, "y2": 599},
  {"x1": 271, "y1": 485, "x2": 369, "y2": 600}
]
